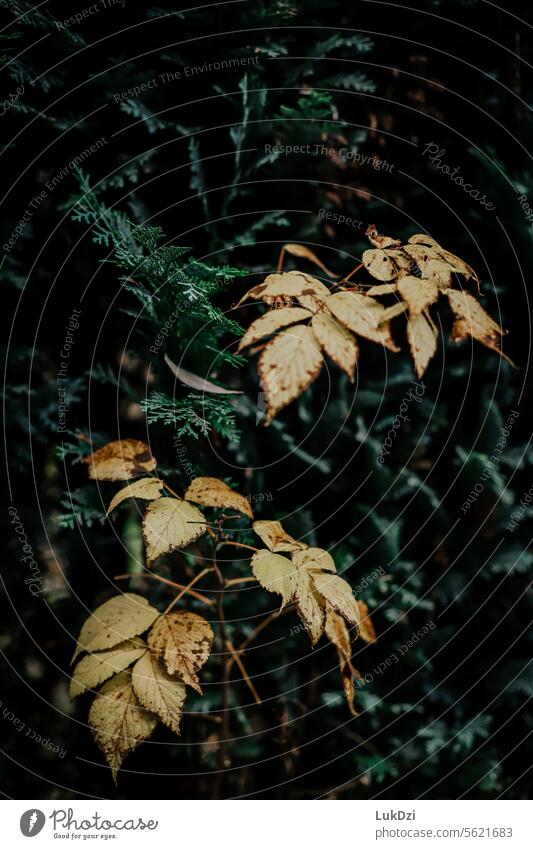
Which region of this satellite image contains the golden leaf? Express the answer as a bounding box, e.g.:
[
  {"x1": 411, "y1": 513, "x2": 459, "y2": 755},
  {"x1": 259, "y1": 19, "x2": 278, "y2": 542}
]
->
[
  {"x1": 131, "y1": 650, "x2": 187, "y2": 735},
  {"x1": 366, "y1": 283, "x2": 399, "y2": 296},
  {"x1": 311, "y1": 572, "x2": 361, "y2": 628},
  {"x1": 408, "y1": 234, "x2": 479, "y2": 285},
  {"x1": 294, "y1": 569, "x2": 325, "y2": 645},
  {"x1": 326, "y1": 292, "x2": 400, "y2": 351},
  {"x1": 88, "y1": 669, "x2": 157, "y2": 783},
  {"x1": 325, "y1": 604, "x2": 357, "y2": 716},
  {"x1": 357, "y1": 601, "x2": 377, "y2": 643},
  {"x1": 83, "y1": 439, "x2": 156, "y2": 481},
  {"x1": 237, "y1": 307, "x2": 312, "y2": 352},
  {"x1": 282, "y1": 243, "x2": 337, "y2": 278},
  {"x1": 402, "y1": 246, "x2": 452, "y2": 289},
  {"x1": 397, "y1": 275, "x2": 439, "y2": 317},
  {"x1": 407, "y1": 311, "x2": 438, "y2": 378},
  {"x1": 257, "y1": 324, "x2": 323, "y2": 422},
  {"x1": 70, "y1": 639, "x2": 147, "y2": 699},
  {"x1": 311, "y1": 312, "x2": 359, "y2": 381},
  {"x1": 362, "y1": 247, "x2": 412, "y2": 281},
  {"x1": 147, "y1": 611, "x2": 214, "y2": 694},
  {"x1": 380, "y1": 302, "x2": 408, "y2": 322},
  {"x1": 446, "y1": 289, "x2": 512, "y2": 363},
  {"x1": 251, "y1": 550, "x2": 297, "y2": 609},
  {"x1": 366, "y1": 226, "x2": 401, "y2": 249},
  {"x1": 72, "y1": 594, "x2": 159, "y2": 663},
  {"x1": 107, "y1": 477, "x2": 165, "y2": 516},
  {"x1": 239, "y1": 271, "x2": 330, "y2": 306},
  {"x1": 252, "y1": 519, "x2": 307, "y2": 552},
  {"x1": 142, "y1": 497, "x2": 207, "y2": 565},
  {"x1": 292, "y1": 546, "x2": 336, "y2": 574},
  {"x1": 184, "y1": 476, "x2": 253, "y2": 519}
]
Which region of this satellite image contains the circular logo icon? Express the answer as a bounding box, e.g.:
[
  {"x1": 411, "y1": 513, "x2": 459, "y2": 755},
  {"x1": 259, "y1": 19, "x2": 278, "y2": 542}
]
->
[{"x1": 20, "y1": 810, "x2": 46, "y2": 837}]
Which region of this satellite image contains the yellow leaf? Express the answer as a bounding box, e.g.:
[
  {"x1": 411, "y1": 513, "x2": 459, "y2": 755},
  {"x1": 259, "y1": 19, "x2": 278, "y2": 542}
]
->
[
  {"x1": 294, "y1": 569, "x2": 325, "y2": 645},
  {"x1": 311, "y1": 312, "x2": 359, "y2": 381},
  {"x1": 70, "y1": 639, "x2": 147, "y2": 699},
  {"x1": 251, "y1": 550, "x2": 297, "y2": 608},
  {"x1": 366, "y1": 283, "x2": 398, "y2": 296},
  {"x1": 142, "y1": 497, "x2": 207, "y2": 565},
  {"x1": 407, "y1": 311, "x2": 438, "y2": 378},
  {"x1": 107, "y1": 477, "x2": 165, "y2": 516},
  {"x1": 252, "y1": 519, "x2": 307, "y2": 552},
  {"x1": 311, "y1": 572, "x2": 361, "y2": 628},
  {"x1": 147, "y1": 611, "x2": 214, "y2": 694},
  {"x1": 237, "y1": 307, "x2": 311, "y2": 352},
  {"x1": 88, "y1": 669, "x2": 157, "y2": 783},
  {"x1": 397, "y1": 275, "x2": 439, "y2": 316},
  {"x1": 292, "y1": 547, "x2": 336, "y2": 573},
  {"x1": 380, "y1": 302, "x2": 408, "y2": 322},
  {"x1": 446, "y1": 289, "x2": 512, "y2": 363},
  {"x1": 403, "y1": 246, "x2": 452, "y2": 289},
  {"x1": 184, "y1": 476, "x2": 253, "y2": 519},
  {"x1": 257, "y1": 324, "x2": 323, "y2": 422},
  {"x1": 131, "y1": 651, "x2": 187, "y2": 735},
  {"x1": 72, "y1": 594, "x2": 159, "y2": 663},
  {"x1": 83, "y1": 439, "x2": 156, "y2": 481},
  {"x1": 282, "y1": 243, "x2": 337, "y2": 278},
  {"x1": 326, "y1": 292, "x2": 400, "y2": 351},
  {"x1": 358, "y1": 600, "x2": 377, "y2": 643},
  {"x1": 362, "y1": 247, "x2": 412, "y2": 281},
  {"x1": 325, "y1": 604, "x2": 357, "y2": 716},
  {"x1": 238, "y1": 271, "x2": 330, "y2": 306},
  {"x1": 408, "y1": 234, "x2": 479, "y2": 285}
]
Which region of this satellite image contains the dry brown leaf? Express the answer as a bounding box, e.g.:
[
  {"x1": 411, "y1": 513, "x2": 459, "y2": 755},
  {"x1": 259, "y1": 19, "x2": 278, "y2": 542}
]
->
[
  {"x1": 257, "y1": 324, "x2": 323, "y2": 422},
  {"x1": 164, "y1": 353, "x2": 243, "y2": 395},
  {"x1": 238, "y1": 271, "x2": 330, "y2": 307},
  {"x1": 397, "y1": 275, "x2": 440, "y2": 317},
  {"x1": 311, "y1": 312, "x2": 359, "y2": 381},
  {"x1": 366, "y1": 283, "x2": 399, "y2": 296},
  {"x1": 292, "y1": 547, "x2": 336, "y2": 574},
  {"x1": 365, "y1": 226, "x2": 401, "y2": 249},
  {"x1": 326, "y1": 292, "x2": 400, "y2": 351},
  {"x1": 380, "y1": 302, "x2": 408, "y2": 322},
  {"x1": 83, "y1": 439, "x2": 156, "y2": 482},
  {"x1": 311, "y1": 572, "x2": 361, "y2": 628},
  {"x1": 362, "y1": 247, "x2": 412, "y2": 281},
  {"x1": 131, "y1": 651, "x2": 187, "y2": 735},
  {"x1": 107, "y1": 477, "x2": 165, "y2": 516},
  {"x1": 325, "y1": 604, "x2": 357, "y2": 715},
  {"x1": 70, "y1": 639, "x2": 147, "y2": 699},
  {"x1": 294, "y1": 569, "x2": 326, "y2": 645},
  {"x1": 252, "y1": 520, "x2": 307, "y2": 552},
  {"x1": 72, "y1": 594, "x2": 159, "y2": 663},
  {"x1": 446, "y1": 289, "x2": 512, "y2": 363},
  {"x1": 357, "y1": 600, "x2": 377, "y2": 643},
  {"x1": 88, "y1": 669, "x2": 157, "y2": 783},
  {"x1": 251, "y1": 550, "x2": 297, "y2": 609},
  {"x1": 237, "y1": 307, "x2": 312, "y2": 352},
  {"x1": 407, "y1": 311, "x2": 438, "y2": 378},
  {"x1": 184, "y1": 476, "x2": 253, "y2": 519},
  {"x1": 282, "y1": 243, "x2": 337, "y2": 278},
  {"x1": 408, "y1": 234, "x2": 479, "y2": 285},
  {"x1": 147, "y1": 611, "x2": 214, "y2": 694},
  {"x1": 142, "y1": 497, "x2": 207, "y2": 566}
]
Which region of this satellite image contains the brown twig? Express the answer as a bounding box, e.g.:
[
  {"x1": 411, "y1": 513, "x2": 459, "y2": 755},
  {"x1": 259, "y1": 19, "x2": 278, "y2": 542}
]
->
[
  {"x1": 276, "y1": 246, "x2": 285, "y2": 273},
  {"x1": 226, "y1": 639, "x2": 262, "y2": 704},
  {"x1": 114, "y1": 572, "x2": 213, "y2": 606},
  {"x1": 227, "y1": 605, "x2": 293, "y2": 673},
  {"x1": 185, "y1": 712, "x2": 223, "y2": 724},
  {"x1": 224, "y1": 576, "x2": 258, "y2": 588},
  {"x1": 337, "y1": 262, "x2": 363, "y2": 287},
  {"x1": 217, "y1": 540, "x2": 258, "y2": 553},
  {"x1": 163, "y1": 567, "x2": 214, "y2": 613}
]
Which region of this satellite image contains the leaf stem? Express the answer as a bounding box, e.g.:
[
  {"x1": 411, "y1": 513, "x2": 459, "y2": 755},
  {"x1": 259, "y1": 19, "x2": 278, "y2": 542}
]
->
[
  {"x1": 163, "y1": 567, "x2": 214, "y2": 613},
  {"x1": 226, "y1": 639, "x2": 262, "y2": 704},
  {"x1": 113, "y1": 572, "x2": 213, "y2": 606},
  {"x1": 217, "y1": 540, "x2": 258, "y2": 553}
]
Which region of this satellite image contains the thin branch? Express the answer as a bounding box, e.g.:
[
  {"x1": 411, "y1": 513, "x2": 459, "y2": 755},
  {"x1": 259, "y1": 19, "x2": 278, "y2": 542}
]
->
[
  {"x1": 114, "y1": 572, "x2": 213, "y2": 606},
  {"x1": 163, "y1": 567, "x2": 214, "y2": 613},
  {"x1": 276, "y1": 246, "x2": 285, "y2": 273},
  {"x1": 226, "y1": 639, "x2": 262, "y2": 705},
  {"x1": 227, "y1": 605, "x2": 293, "y2": 672},
  {"x1": 224, "y1": 576, "x2": 258, "y2": 588},
  {"x1": 218, "y1": 540, "x2": 258, "y2": 553}
]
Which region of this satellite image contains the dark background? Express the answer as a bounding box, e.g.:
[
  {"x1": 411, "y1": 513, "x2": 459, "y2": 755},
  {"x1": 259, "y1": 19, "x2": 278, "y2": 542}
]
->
[{"x1": 1, "y1": 0, "x2": 532, "y2": 799}]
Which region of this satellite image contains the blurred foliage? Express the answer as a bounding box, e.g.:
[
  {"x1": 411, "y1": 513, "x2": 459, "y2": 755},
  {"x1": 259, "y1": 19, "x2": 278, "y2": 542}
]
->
[{"x1": 2, "y1": 0, "x2": 532, "y2": 800}]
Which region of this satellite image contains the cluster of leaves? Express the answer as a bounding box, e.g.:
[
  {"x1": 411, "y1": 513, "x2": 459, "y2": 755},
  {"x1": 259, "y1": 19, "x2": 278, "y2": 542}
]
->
[{"x1": 237, "y1": 229, "x2": 510, "y2": 420}]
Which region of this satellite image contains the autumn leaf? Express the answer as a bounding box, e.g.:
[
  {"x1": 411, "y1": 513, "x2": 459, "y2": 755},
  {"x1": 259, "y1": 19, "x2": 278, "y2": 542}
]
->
[
  {"x1": 89, "y1": 669, "x2": 157, "y2": 783},
  {"x1": 311, "y1": 312, "x2": 359, "y2": 381},
  {"x1": 251, "y1": 550, "x2": 298, "y2": 609},
  {"x1": 311, "y1": 572, "x2": 361, "y2": 628},
  {"x1": 142, "y1": 497, "x2": 207, "y2": 565},
  {"x1": 184, "y1": 476, "x2": 253, "y2": 519},
  {"x1": 238, "y1": 271, "x2": 330, "y2": 307},
  {"x1": 131, "y1": 651, "x2": 187, "y2": 735},
  {"x1": 446, "y1": 288, "x2": 512, "y2": 363},
  {"x1": 70, "y1": 638, "x2": 147, "y2": 698},
  {"x1": 237, "y1": 307, "x2": 312, "y2": 352},
  {"x1": 147, "y1": 611, "x2": 214, "y2": 693},
  {"x1": 107, "y1": 477, "x2": 165, "y2": 516},
  {"x1": 358, "y1": 601, "x2": 377, "y2": 643},
  {"x1": 326, "y1": 291, "x2": 400, "y2": 351},
  {"x1": 252, "y1": 520, "x2": 307, "y2": 552},
  {"x1": 292, "y1": 547, "x2": 336, "y2": 573},
  {"x1": 164, "y1": 353, "x2": 243, "y2": 395},
  {"x1": 294, "y1": 569, "x2": 325, "y2": 645},
  {"x1": 325, "y1": 604, "x2": 358, "y2": 715},
  {"x1": 407, "y1": 311, "x2": 439, "y2": 378},
  {"x1": 397, "y1": 275, "x2": 439, "y2": 317},
  {"x1": 362, "y1": 247, "x2": 412, "y2": 281},
  {"x1": 72, "y1": 594, "x2": 159, "y2": 663},
  {"x1": 282, "y1": 243, "x2": 337, "y2": 278},
  {"x1": 407, "y1": 234, "x2": 479, "y2": 286},
  {"x1": 258, "y1": 324, "x2": 323, "y2": 422},
  {"x1": 83, "y1": 439, "x2": 156, "y2": 481},
  {"x1": 365, "y1": 226, "x2": 401, "y2": 249}
]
